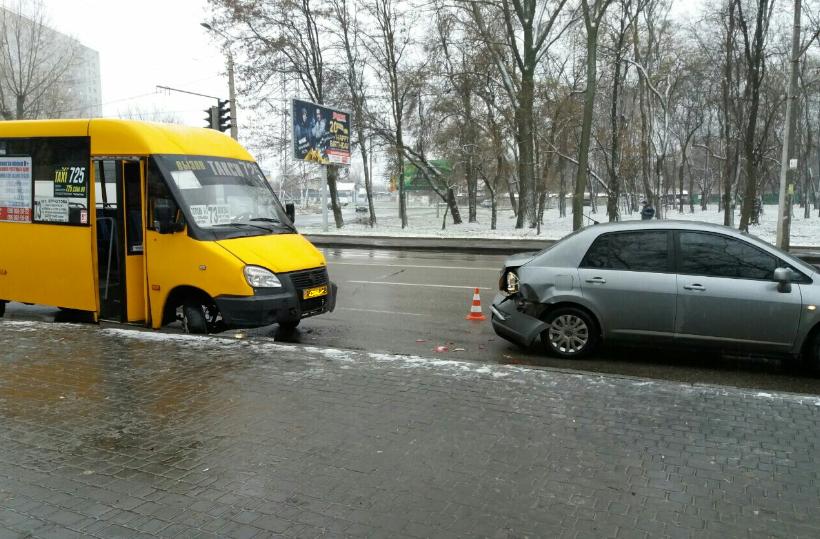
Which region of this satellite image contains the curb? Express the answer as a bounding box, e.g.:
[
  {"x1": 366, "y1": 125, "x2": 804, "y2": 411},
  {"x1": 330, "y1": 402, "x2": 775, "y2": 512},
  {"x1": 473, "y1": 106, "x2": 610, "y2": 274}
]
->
[{"x1": 304, "y1": 234, "x2": 820, "y2": 265}]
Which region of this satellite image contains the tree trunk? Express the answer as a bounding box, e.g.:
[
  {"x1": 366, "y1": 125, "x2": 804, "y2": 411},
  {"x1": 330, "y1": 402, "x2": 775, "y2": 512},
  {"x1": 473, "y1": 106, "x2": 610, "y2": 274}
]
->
[
  {"x1": 514, "y1": 81, "x2": 535, "y2": 228},
  {"x1": 573, "y1": 24, "x2": 600, "y2": 230},
  {"x1": 326, "y1": 166, "x2": 344, "y2": 228}
]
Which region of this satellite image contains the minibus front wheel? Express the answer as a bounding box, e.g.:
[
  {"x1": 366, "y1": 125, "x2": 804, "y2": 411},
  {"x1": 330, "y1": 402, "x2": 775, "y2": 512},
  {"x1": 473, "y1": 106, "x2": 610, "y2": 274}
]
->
[
  {"x1": 181, "y1": 302, "x2": 209, "y2": 334},
  {"x1": 0, "y1": 300, "x2": 5, "y2": 317}
]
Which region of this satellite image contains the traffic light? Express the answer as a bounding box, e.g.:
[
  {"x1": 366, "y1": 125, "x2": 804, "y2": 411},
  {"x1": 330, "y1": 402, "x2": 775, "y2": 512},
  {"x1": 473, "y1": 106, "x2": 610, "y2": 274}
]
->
[
  {"x1": 216, "y1": 99, "x2": 231, "y2": 133},
  {"x1": 204, "y1": 106, "x2": 218, "y2": 130}
]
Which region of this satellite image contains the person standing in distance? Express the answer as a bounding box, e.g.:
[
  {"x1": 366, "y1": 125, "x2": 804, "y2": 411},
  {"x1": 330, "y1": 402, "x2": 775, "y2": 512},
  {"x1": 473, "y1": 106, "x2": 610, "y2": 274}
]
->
[{"x1": 640, "y1": 200, "x2": 655, "y2": 220}]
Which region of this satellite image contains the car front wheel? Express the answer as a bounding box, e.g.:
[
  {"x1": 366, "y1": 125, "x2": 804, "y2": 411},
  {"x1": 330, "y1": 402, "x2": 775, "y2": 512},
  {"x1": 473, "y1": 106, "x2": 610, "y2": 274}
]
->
[{"x1": 541, "y1": 307, "x2": 598, "y2": 358}]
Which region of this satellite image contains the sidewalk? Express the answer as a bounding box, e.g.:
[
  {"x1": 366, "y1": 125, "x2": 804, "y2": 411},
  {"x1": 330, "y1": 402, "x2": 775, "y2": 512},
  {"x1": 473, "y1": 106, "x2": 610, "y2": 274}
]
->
[{"x1": 1, "y1": 321, "x2": 819, "y2": 538}]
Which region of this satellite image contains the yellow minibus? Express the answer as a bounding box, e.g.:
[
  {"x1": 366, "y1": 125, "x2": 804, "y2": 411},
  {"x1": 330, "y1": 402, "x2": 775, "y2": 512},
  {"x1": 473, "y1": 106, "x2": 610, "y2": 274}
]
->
[{"x1": 0, "y1": 119, "x2": 336, "y2": 333}]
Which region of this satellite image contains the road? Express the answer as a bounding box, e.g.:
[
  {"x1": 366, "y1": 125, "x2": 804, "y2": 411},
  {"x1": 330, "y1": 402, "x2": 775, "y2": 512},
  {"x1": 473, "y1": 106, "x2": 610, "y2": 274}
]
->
[
  {"x1": 4, "y1": 247, "x2": 820, "y2": 394},
  {"x1": 267, "y1": 247, "x2": 820, "y2": 395}
]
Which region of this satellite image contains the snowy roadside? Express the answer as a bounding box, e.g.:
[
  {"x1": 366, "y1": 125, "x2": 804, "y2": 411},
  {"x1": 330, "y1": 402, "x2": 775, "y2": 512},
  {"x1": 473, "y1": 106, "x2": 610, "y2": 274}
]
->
[{"x1": 297, "y1": 202, "x2": 820, "y2": 247}]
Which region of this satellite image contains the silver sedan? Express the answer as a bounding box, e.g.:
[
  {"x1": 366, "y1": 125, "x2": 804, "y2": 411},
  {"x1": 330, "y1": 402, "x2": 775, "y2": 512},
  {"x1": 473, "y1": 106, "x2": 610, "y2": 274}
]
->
[{"x1": 490, "y1": 221, "x2": 820, "y2": 370}]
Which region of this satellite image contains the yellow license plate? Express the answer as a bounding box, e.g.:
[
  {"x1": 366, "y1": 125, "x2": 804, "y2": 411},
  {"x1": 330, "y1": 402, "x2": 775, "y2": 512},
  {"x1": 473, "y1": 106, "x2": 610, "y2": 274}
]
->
[{"x1": 303, "y1": 285, "x2": 328, "y2": 300}]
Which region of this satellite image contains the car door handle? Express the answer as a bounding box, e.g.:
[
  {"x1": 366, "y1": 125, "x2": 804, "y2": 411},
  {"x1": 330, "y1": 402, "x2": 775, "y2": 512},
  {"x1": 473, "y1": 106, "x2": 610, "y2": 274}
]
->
[
  {"x1": 585, "y1": 277, "x2": 606, "y2": 284},
  {"x1": 683, "y1": 284, "x2": 706, "y2": 291}
]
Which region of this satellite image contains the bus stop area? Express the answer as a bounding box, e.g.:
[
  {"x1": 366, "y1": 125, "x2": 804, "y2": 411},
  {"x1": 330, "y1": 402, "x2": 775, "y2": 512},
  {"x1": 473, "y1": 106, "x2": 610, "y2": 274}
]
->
[{"x1": 1, "y1": 320, "x2": 819, "y2": 539}]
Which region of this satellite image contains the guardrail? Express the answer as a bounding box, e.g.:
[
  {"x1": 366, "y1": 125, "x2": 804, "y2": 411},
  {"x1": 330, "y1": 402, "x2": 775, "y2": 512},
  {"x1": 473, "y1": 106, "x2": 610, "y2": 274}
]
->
[{"x1": 305, "y1": 234, "x2": 820, "y2": 266}]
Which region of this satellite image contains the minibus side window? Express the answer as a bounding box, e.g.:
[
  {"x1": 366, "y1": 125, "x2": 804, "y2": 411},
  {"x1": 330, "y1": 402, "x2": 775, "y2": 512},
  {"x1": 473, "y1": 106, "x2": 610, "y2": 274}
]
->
[{"x1": 147, "y1": 159, "x2": 182, "y2": 231}]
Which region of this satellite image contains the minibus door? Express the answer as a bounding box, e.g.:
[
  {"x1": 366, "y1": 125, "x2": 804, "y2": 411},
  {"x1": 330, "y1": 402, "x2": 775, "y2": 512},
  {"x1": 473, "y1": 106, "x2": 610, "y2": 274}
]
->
[{"x1": 94, "y1": 159, "x2": 145, "y2": 323}]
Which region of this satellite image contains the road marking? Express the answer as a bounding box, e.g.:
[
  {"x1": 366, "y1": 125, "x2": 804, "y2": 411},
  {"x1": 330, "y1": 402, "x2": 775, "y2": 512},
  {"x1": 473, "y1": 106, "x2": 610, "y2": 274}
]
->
[
  {"x1": 330, "y1": 262, "x2": 499, "y2": 271},
  {"x1": 338, "y1": 307, "x2": 426, "y2": 317},
  {"x1": 348, "y1": 280, "x2": 493, "y2": 290}
]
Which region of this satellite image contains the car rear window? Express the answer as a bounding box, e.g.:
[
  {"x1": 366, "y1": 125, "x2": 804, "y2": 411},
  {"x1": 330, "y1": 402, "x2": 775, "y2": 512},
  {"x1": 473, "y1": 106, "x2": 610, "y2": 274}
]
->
[{"x1": 581, "y1": 231, "x2": 669, "y2": 273}]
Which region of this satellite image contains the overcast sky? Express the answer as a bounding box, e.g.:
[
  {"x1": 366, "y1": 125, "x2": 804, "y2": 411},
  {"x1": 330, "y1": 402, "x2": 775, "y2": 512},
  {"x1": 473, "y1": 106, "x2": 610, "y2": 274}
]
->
[{"x1": 44, "y1": 0, "x2": 227, "y2": 130}]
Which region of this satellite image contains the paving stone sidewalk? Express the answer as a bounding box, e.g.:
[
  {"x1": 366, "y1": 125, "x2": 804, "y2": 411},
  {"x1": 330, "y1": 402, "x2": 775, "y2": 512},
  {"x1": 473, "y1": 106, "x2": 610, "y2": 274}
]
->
[{"x1": 0, "y1": 320, "x2": 819, "y2": 539}]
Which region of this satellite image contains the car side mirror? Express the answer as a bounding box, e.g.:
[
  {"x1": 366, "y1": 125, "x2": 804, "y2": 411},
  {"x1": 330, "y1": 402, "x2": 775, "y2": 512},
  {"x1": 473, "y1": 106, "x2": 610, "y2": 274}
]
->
[
  {"x1": 285, "y1": 203, "x2": 295, "y2": 224},
  {"x1": 774, "y1": 267, "x2": 792, "y2": 293}
]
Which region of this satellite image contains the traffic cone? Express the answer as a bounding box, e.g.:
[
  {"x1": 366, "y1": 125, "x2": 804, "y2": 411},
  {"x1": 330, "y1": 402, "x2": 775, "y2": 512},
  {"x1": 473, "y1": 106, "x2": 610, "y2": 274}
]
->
[{"x1": 465, "y1": 288, "x2": 487, "y2": 321}]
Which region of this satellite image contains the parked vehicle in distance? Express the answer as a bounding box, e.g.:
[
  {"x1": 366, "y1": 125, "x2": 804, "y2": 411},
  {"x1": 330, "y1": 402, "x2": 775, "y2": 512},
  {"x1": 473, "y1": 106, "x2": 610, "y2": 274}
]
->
[
  {"x1": 490, "y1": 221, "x2": 820, "y2": 370},
  {"x1": 480, "y1": 199, "x2": 493, "y2": 208},
  {"x1": 0, "y1": 119, "x2": 337, "y2": 334}
]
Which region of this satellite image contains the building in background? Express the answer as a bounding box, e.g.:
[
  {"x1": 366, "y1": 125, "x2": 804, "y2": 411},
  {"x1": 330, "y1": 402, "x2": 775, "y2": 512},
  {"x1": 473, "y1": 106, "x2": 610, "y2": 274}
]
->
[{"x1": 0, "y1": 6, "x2": 101, "y2": 119}]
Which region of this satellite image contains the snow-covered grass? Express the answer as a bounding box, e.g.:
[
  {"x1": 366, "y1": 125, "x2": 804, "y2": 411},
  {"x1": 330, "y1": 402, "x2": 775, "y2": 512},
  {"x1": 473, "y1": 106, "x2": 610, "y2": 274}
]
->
[{"x1": 298, "y1": 201, "x2": 820, "y2": 247}]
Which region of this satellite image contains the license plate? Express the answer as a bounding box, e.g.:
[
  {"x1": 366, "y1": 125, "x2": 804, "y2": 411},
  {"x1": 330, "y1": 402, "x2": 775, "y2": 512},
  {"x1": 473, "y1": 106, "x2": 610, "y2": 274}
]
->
[{"x1": 303, "y1": 285, "x2": 328, "y2": 300}]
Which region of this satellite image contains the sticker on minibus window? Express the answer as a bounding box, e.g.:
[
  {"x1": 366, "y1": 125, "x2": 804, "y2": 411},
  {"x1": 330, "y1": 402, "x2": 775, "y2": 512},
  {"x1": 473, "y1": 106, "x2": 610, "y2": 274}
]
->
[
  {"x1": 34, "y1": 197, "x2": 69, "y2": 223},
  {"x1": 0, "y1": 156, "x2": 32, "y2": 222},
  {"x1": 171, "y1": 170, "x2": 202, "y2": 190},
  {"x1": 189, "y1": 204, "x2": 230, "y2": 226}
]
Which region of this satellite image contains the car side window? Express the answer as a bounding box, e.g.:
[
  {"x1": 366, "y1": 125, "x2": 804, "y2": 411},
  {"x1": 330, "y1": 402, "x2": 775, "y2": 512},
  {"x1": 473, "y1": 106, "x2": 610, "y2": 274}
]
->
[
  {"x1": 581, "y1": 231, "x2": 669, "y2": 273},
  {"x1": 678, "y1": 231, "x2": 777, "y2": 280}
]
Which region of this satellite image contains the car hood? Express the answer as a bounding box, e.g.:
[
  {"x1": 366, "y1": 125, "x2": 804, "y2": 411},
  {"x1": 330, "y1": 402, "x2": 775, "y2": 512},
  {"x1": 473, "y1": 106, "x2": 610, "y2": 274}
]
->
[
  {"x1": 217, "y1": 234, "x2": 326, "y2": 274},
  {"x1": 503, "y1": 251, "x2": 538, "y2": 269}
]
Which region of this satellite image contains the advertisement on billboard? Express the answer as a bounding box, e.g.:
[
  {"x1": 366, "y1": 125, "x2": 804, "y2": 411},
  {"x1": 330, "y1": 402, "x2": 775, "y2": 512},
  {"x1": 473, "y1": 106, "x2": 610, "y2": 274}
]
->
[{"x1": 292, "y1": 99, "x2": 351, "y2": 166}]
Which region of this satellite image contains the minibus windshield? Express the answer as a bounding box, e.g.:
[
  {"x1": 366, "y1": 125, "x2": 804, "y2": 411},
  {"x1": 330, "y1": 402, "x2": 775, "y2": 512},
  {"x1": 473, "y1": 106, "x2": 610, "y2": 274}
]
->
[{"x1": 155, "y1": 155, "x2": 291, "y2": 233}]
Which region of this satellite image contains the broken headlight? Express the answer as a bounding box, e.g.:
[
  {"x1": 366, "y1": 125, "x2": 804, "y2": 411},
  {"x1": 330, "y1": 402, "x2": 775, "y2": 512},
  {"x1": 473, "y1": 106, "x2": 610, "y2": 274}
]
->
[{"x1": 501, "y1": 270, "x2": 520, "y2": 296}]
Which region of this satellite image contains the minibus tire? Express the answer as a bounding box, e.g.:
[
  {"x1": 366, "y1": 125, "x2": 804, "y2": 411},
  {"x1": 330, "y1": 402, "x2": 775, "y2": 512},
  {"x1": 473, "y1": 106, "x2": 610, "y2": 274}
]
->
[
  {"x1": 182, "y1": 303, "x2": 209, "y2": 334},
  {"x1": 0, "y1": 300, "x2": 5, "y2": 317}
]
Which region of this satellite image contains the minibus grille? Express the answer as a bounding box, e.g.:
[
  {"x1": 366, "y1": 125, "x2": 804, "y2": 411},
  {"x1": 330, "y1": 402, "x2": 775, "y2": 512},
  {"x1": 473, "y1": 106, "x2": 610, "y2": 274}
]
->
[{"x1": 289, "y1": 268, "x2": 329, "y2": 289}]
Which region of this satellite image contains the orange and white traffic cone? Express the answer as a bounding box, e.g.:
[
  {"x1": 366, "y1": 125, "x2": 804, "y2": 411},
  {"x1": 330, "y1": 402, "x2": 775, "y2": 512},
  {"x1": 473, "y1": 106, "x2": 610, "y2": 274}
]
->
[{"x1": 465, "y1": 288, "x2": 487, "y2": 321}]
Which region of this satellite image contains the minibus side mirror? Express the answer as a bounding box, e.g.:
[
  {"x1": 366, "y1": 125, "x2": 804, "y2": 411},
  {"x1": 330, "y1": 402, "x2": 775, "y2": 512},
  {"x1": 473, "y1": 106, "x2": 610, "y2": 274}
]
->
[
  {"x1": 155, "y1": 203, "x2": 185, "y2": 234},
  {"x1": 285, "y1": 203, "x2": 295, "y2": 224}
]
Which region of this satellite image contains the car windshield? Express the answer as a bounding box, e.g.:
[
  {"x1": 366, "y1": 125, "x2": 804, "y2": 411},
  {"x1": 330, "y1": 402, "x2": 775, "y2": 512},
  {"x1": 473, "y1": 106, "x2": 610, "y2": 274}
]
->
[{"x1": 155, "y1": 155, "x2": 291, "y2": 232}]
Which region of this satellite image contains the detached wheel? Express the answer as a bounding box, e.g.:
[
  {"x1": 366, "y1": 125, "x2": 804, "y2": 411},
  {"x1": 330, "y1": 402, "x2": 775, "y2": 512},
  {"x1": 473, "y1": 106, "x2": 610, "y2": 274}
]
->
[
  {"x1": 541, "y1": 307, "x2": 598, "y2": 358},
  {"x1": 181, "y1": 302, "x2": 209, "y2": 334},
  {"x1": 278, "y1": 320, "x2": 300, "y2": 331}
]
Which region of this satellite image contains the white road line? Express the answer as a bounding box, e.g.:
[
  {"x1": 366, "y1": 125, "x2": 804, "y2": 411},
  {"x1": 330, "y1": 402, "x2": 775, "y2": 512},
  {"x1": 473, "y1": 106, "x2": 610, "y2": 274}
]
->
[
  {"x1": 348, "y1": 280, "x2": 493, "y2": 290},
  {"x1": 329, "y1": 262, "x2": 498, "y2": 271},
  {"x1": 338, "y1": 307, "x2": 426, "y2": 317}
]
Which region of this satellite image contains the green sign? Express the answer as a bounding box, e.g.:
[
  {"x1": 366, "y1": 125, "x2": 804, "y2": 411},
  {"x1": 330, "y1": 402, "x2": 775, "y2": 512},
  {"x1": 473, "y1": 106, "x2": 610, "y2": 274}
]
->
[{"x1": 402, "y1": 160, "x2": 452, "y2": 191}]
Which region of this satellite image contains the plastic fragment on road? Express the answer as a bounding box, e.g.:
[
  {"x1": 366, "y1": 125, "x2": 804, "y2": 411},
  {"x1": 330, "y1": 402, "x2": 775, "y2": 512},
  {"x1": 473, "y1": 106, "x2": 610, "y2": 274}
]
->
[
  {"x1": 453, "y1": 348, "x2": 465, "y2": 352},
  {"x1": 416, "y1": 339, "x2": 427, "y2": 343},
  {"x1": 434, "y1": 345, "x2": 449, "y2": 353}
]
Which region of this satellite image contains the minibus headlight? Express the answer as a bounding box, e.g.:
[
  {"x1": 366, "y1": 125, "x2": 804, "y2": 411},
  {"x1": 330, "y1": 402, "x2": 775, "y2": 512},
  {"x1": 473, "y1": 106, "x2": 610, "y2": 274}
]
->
[{"x1": 244, "y1": 265, "x2": 282, "y2": 288}]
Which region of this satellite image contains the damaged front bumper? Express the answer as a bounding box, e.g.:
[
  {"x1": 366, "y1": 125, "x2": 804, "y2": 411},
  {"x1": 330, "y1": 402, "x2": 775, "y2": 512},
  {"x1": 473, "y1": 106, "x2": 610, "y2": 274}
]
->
[{"x1": 490, "y1": 293, "x2": 548, "y2": 348}]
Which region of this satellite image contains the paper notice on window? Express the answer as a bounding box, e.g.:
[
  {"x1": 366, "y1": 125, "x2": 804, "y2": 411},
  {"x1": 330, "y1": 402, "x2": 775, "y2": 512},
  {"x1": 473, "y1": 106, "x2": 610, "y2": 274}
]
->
[
  {"x1": 189, "y1": 204, "x2": 231, "y2": 226},
  {"x1": 171, "y1": 170, "x2": 202, "y2": 190},
  {"x1": 0, "y1": 156, "x2": 32, "y2": 222},
  {"x1": 36, "y1": 197, "x2": 69, "y2": 223}
]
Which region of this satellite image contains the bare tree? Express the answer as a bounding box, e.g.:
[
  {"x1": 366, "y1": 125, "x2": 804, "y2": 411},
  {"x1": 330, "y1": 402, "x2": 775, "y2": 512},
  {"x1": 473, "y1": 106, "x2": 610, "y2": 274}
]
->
[
  {"x1": 0, "y1": 1, "x2": 78, "y2": 120},
  {"x1": 329, "y1": 0, "x2": 376, "y2": 226},
  {"x1": 209, "y1": 0, "x2": 347, "y2": 228},
  {"x1": 364, "y1": 0, "x2": 415, "y2": 228},
  {"x1": 462, "y1": 0, "x2": 571, "y2": 229},
  {"x1": 572, "y1": 0, "x2": 615, "y2": 230}
]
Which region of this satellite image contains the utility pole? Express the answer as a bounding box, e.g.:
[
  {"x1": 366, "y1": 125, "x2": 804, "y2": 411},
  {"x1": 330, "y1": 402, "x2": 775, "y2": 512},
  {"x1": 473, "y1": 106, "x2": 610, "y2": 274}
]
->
[
  {"x1": 776, "y1": 0, "x2": 801, "y2": 250},
  {"x1": 201, "y1": 22, "x2": 238, "y2": 140}
]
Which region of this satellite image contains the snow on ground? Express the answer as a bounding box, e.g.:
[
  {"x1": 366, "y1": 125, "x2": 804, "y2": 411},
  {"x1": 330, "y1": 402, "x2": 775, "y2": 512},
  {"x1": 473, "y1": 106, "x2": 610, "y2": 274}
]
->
[
  {"x1": 297, "y1": 201, "x2": 820, "y2": 246},
  {"x1": 93, "y1": 324, "x2": 820, "y2": 406}
]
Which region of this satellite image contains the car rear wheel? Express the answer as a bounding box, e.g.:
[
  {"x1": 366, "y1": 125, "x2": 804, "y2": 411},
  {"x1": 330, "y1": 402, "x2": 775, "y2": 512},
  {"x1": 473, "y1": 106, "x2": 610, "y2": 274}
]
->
[{"x1": 541, "y1": 307, "x2": 598, "y2": 358}]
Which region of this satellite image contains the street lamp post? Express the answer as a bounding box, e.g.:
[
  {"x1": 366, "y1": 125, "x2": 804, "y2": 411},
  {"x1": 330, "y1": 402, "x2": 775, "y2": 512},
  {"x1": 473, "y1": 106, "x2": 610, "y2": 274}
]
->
[{"x1": 201, "y1": 22, "x2": 238, "y2": 140}]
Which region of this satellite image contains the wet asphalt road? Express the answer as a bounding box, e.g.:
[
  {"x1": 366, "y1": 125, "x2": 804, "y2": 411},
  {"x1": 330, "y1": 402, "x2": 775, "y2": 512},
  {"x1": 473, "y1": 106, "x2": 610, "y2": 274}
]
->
[
  {"x1": 4, "y1": 247, "x2": 820, "y2": 395},
  {"x1": 280, "y1": 248, "x2": 820, "y2": 395}
]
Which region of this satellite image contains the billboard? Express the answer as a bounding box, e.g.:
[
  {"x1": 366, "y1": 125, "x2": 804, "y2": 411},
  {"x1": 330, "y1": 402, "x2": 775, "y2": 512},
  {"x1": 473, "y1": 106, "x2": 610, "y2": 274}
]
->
[
  {"x1": 292, "y1": 99, "x2": 351, "y2": 166},
  {"x1": 401, "y1": 160, "x2": 452, "y2": 191}
]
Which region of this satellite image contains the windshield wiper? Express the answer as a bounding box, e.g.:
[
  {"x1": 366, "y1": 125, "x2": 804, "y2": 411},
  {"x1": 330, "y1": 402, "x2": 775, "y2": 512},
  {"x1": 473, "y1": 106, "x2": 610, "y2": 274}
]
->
[
  {"x1": 249, "y1": 217, "x2": 296, "y2": 231},
  {"x1": 212, "y1": 222, "x2": 272, "y2": 232}
]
